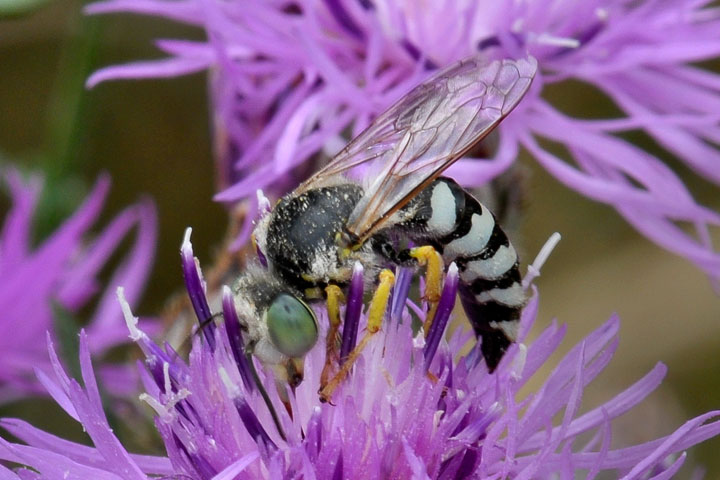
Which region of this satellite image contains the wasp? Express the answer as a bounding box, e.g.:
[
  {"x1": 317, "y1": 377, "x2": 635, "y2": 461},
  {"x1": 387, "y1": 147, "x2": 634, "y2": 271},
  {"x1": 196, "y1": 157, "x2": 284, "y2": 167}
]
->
[{"x1": 231, "y1": 55, "x2": 537, "y2": 403}]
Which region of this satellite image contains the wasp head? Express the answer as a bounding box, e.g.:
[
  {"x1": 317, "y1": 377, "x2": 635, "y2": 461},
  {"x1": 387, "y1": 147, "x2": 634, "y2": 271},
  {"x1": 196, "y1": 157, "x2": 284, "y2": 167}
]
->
[{"x1": 232, "y1": 264, "x2": 318, "y2": 389}]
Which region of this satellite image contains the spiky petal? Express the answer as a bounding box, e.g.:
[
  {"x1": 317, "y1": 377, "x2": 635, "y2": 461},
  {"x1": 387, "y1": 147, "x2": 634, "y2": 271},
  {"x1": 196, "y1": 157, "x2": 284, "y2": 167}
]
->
[
  {"x1": 0, "y1": 169, "x2": 156, "y2": 402},
  {"x1": 2, "y1": 235, "x2": 719, "y2": 478}
]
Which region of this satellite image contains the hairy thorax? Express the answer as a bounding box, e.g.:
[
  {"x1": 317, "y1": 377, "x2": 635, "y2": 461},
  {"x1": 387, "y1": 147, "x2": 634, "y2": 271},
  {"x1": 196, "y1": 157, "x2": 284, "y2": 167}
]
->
[{"x1": 262, "y1": 183, "x2": 375, "y2": 290}]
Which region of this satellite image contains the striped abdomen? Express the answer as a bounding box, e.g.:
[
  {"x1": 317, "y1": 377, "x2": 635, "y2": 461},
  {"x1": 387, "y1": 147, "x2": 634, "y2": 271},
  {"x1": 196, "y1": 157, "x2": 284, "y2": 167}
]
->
[{"x1": 395, "y1": 177, "x2": 524, "y2": 371}]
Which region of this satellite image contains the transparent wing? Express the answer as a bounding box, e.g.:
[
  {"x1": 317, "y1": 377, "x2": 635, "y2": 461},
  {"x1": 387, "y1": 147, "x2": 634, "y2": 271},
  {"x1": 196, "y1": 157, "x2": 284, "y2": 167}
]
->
[{"x1": 298, "y1": 55, "x2": 537, "y2": 243}]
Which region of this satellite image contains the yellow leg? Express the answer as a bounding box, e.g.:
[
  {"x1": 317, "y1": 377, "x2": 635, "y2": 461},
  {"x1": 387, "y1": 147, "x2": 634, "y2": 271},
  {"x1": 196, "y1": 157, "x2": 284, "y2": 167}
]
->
[
  {"x1": 319, "y1": 285, "x2": 345, "y2": 390},
  {"x1": 409, "y1": 246, "x2": 443, "y2": 336},
  {"x1": 319, "y1": 269, "x2": 395, "y2": 403}
]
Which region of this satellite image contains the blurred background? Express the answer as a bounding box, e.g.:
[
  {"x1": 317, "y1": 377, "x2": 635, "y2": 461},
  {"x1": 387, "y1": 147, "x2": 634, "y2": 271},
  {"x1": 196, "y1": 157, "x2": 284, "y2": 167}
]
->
[{"x1": 1, "y1": 0, "x2": 719, "y2": 475}]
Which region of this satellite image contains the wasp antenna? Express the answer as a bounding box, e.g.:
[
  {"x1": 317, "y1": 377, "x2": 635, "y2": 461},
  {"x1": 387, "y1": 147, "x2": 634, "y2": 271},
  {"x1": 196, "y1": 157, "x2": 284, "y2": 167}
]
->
[
  {"x1": 218, "y1": 366, "x2": 277, "y2": 450},
  {"x1": 173, "y1": 312, "x2": 222, "y2": 355}
]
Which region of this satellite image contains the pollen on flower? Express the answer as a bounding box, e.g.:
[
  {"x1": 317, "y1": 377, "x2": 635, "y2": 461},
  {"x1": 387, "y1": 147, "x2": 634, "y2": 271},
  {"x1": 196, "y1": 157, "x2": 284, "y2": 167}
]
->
[
  {"x1": 256, "y1": 189, "x2": 271, "y2": 216},
  {"x1": 140, "y1": 361, "x2": 190, "y2": 423},
  {"x1": 509, "y1": 343, "x2": 527, "y2": 380},
  {"x1": 118, "y1": 286, "x2": 143, "y2": 342},
  {"x1": 139, "y1": 389, "x2": 188, "y2": 423},
  {"x1": 523, "y1": 231, "x2": 562, "y2": 289}
]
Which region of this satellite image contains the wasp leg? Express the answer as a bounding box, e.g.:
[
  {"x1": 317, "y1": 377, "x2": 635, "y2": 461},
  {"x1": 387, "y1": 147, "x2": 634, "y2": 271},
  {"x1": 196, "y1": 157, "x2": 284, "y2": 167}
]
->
[
  {"x1": 409, "y1": 246, "x2": 443, "y2": 336},
  {"x1": 319, "y1": 269, "x2": 395, "y2": 404},
  {"x1": 319, "y1": 285, "x2": 345, "y2": 391}
]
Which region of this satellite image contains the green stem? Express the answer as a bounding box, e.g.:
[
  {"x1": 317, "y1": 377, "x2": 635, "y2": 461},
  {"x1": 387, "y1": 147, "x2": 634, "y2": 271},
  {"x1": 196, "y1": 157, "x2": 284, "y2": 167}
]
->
[{"x1": 43, "y1": 5, "x2": 100, "y2": 180}]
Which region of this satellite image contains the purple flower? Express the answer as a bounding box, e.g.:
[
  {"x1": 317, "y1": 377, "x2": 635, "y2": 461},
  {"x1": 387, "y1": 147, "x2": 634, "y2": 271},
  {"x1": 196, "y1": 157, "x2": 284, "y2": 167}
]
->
[
  {"x1": 1, "y1": 232, "x2": 718, "y2": 478},
  {"x1": 0, "y1": 168, "x2": 156, "y2": 403},
  {"x1": 84, "y1": 0, "x2": 720, "y2": 280}
]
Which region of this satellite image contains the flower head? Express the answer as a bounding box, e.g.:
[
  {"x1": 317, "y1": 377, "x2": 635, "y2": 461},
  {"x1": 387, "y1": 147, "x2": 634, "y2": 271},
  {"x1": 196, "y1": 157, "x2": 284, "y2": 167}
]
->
[
  {"x1": 1, "y1": 232, "x2": 718, "y2": 478},
  {"x1": 85, "y1": 0, "x2": 720, "y2": 280},
  {"x1": 0, "y1": 168, "x2": 156, "y2": 403}
]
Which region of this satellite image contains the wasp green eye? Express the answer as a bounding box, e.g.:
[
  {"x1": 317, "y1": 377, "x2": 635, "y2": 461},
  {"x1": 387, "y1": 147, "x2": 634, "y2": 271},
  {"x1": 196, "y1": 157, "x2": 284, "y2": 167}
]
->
[{"x1": 266, "y1": 293, "x2": 318, "y2": 358}]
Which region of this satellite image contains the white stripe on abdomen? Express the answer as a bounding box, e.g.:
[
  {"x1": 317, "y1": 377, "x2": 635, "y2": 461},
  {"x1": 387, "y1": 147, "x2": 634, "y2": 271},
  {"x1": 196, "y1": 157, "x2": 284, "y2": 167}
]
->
[
  {"x1": 426, "y1": 182, "x2": 456, "y2": 235},
  {"x1": 443, "y1": 208, "x2": 494, "y2": 260},
  {"x1": 460, "y1": 244, "x2": 518, "y2": 283},
  {"x1": 475, "y1": 282, "x2": 525, "y2": 307}
]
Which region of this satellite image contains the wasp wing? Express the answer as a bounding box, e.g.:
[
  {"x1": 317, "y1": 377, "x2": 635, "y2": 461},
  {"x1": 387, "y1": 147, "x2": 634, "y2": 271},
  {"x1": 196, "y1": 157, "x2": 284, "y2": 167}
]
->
[{"x1": 299, "y1": 55, "x2": 537, "y2": 244}]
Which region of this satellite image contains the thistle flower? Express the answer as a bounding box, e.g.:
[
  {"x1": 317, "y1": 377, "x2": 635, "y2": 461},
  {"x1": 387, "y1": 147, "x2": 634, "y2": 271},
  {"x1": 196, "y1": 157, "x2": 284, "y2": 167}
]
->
[
  {"x1": 1, "y1": 232, "x2": 718, "y2": 478},
  {"x1": 85, "y1": 0, "x2": 720, "y2": 279},
  {"x1": 0, "y1": 168, "x2": 156, "y2": 403}
]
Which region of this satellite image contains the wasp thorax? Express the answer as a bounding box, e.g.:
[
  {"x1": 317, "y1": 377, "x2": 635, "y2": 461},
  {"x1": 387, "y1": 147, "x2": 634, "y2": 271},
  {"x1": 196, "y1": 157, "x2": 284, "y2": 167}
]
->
[{"x1": 266, "y1": 184, "x2": 364, "y2": 289}]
